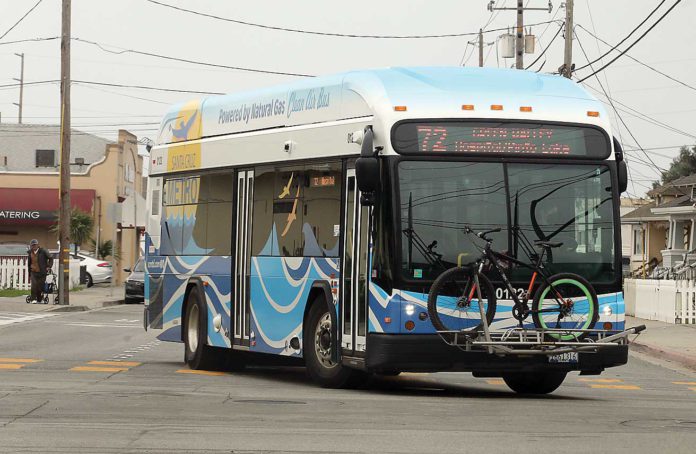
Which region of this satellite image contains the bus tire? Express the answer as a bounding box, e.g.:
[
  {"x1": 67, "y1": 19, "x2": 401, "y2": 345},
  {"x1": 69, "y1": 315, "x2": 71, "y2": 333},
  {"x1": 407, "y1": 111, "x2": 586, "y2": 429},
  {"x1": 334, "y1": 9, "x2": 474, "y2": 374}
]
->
[
  {"x1": 502, "y1": 371, "x2": 567, "y2": 394},
  {"x1": 303, "y1": 299, "x2": 365, "y2": 388},
  {"x1": 183, "y1": 288, "x2": 217, "y2": 370}
]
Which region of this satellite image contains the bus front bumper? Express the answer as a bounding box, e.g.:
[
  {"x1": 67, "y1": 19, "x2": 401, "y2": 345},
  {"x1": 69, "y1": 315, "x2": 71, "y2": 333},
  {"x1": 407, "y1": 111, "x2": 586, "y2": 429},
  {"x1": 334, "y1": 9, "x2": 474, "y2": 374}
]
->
[{"x1": 365, "y1": 333, "x2": 629, "y2": 376}]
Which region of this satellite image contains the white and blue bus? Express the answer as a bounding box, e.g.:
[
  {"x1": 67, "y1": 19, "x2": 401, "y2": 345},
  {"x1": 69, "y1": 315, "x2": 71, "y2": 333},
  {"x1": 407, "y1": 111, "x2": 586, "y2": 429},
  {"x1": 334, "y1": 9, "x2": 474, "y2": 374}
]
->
[{"x1": 144, "y1": 67, "x2": 630, "y2": 393}]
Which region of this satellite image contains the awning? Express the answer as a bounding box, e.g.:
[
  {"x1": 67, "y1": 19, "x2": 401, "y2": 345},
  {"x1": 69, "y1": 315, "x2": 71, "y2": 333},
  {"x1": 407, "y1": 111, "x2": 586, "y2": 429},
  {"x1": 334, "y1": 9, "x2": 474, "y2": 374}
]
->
[{"x1": 0, "y1": 188, "x2": 96, "y2": 225}]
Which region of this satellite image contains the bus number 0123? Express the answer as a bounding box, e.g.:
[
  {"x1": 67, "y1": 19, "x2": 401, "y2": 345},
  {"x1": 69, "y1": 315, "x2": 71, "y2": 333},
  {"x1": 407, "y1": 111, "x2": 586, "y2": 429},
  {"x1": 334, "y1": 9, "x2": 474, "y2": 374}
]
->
[{"x1": 495, "y1": 287, "x2": 525, "y2": 300}]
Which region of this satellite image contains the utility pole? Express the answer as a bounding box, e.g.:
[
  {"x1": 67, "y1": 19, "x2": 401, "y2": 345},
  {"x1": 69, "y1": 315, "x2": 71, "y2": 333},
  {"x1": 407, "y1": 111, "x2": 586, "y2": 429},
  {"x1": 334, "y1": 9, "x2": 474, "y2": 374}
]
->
[
  {"x1": 487, "y1": 0, "x2": 552, "y2": 69},
  {"x1": 561, "y1": 0, "x2": 574, "y2": 78},
  {"x1": 58, "y1": 0, "x2": 71, "y2": 305},
  {"x1": 479, "y1": 29, "x2": 484, "y2": 67},
  {"x1": 13, "y1": 53, "x2": 24, "y2": 124}
]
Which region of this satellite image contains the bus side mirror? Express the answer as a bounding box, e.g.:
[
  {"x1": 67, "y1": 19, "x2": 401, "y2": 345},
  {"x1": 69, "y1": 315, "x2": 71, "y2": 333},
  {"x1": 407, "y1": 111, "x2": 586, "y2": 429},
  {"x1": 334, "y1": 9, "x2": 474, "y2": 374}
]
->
[
  {"x1": 618, "y1": 160, "x2": 628, "y2": 193},
  {"x1": 356, "y1": 157, "x2": 379, "y2": 197}
]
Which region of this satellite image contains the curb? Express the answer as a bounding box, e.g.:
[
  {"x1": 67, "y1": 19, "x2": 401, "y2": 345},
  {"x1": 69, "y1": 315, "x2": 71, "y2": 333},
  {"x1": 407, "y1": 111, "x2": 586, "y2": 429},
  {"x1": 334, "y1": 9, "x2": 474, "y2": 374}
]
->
[
  {"x1": 631, "y1": 341, "x2": 696, "y2": 372},
  {"x1": 49, "y1": 305, "x2": 88, "y2": 312}
]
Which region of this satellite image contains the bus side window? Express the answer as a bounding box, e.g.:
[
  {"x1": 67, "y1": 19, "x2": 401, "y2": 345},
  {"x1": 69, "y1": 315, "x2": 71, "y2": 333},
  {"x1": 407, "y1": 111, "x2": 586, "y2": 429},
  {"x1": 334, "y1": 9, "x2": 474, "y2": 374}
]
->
[{"x1": 303, "y1": 162, "x2": 342, "y2": 257}]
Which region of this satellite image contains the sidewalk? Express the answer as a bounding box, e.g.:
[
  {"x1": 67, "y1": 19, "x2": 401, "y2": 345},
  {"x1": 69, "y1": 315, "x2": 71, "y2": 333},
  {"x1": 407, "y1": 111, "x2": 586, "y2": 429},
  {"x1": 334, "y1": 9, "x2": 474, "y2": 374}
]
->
[
  {"x1": 626, "y1": 315, "x2": 696, "y2": 371},
  {"x1": 0, "y1": 283, "x2": 125, "y2": 313}
]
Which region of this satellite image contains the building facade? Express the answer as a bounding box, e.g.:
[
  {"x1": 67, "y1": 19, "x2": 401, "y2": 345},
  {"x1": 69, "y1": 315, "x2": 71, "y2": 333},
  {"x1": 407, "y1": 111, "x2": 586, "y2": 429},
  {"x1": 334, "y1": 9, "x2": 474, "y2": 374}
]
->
[{"x1": 0, "y1": 125, "x2": 146, "y2": 283}]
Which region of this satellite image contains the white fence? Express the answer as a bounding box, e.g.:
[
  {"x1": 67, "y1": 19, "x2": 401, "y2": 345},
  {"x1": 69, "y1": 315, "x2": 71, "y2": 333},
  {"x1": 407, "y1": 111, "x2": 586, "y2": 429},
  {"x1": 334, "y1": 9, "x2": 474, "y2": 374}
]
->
[
  {"x1": 624, "y1": 278, "x2": 696, "y2": 324},
  {"x1": 0, "y1": 257, "x2": 81, "y2": 290}
]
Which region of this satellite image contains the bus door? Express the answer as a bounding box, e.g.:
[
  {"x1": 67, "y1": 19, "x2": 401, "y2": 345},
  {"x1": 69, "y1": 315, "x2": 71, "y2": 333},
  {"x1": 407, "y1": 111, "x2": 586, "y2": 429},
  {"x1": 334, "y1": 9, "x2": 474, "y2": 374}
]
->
[
  {"x1": 233, "y1": 169, "x2": 254, "y2": 348},
  {"x1": 341, "y1": 168, "x2": 370, "y2": 357}
]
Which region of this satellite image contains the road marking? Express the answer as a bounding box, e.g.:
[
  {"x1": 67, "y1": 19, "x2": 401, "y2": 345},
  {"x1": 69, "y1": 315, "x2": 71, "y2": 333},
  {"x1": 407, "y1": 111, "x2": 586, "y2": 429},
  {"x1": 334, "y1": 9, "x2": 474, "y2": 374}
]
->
[
  {"x1": 0, "y1": 313, "x2": 56, "y2": 326},
  {"x1": 0, "y1": 364, "x2": 24, "y2": 370},
  {"x1": 88, "y1": 361, "x2": 141, "y2": 367},
  {"x1": 590, "y1": 384, "x2": 641, "y2": 390},
  {"x1": 0, "y1": 358, "x2": 42, "y2": 363},
  {"x1": 70, "y1": 366, "x2": 130, "y2": 372},
  {"x1": 578, "y1": 378, "x2": 623, "y2": 383},
  {"x1": 176, "y1": 369, "x2": 227, "y2": 376},
  {"x1": 486, "y1": 379, "x2": 505, "y2": 385},
  {"x1": 65, "y1": 323, "x2": 139, "y2": 328},
  {"x1": 672, "y1": 381, "x2": 696, "y2": 386},
  {"x1": 689, "y1": 387, "x2": 696, "y2": 392}
]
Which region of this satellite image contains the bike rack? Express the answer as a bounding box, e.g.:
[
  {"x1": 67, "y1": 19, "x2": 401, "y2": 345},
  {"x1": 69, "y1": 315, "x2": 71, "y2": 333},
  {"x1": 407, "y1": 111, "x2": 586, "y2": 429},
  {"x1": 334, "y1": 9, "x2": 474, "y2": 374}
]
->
[{"x1": 436, "y1": 325, "x2": 646, "y2": 356}]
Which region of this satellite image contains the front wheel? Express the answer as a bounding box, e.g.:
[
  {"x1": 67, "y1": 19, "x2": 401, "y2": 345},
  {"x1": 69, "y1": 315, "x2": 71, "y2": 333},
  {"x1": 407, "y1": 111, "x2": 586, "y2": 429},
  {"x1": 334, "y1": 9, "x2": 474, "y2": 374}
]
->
[
  {"x1": 427, "y1": 267, "x2": 497, "y2": 332},
  {"x1": 183, "y1": 289, "x2": 217, "y2": 370},
  {"x1": 303, "y1": 300, "x2": 365, "y2": 388},
  {"x1": 532, "y1": 273, "x2": 599, "y2": 341},
  {"x1": 502, "y1": 371, "x2": 567, "y2": 394}
]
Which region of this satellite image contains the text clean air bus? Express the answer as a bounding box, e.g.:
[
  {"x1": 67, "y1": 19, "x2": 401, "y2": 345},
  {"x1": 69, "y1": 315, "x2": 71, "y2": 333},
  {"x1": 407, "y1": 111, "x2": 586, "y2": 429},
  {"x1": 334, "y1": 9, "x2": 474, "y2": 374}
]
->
[{"x1": 144, "y1": 67, "x2": 633, "y2": 394}]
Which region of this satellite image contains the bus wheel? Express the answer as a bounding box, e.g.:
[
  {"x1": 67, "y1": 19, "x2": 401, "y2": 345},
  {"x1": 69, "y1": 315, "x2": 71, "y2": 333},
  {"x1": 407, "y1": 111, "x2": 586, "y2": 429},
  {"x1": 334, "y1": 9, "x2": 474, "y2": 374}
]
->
[
  {"x1": 502, "y1": 371, "x2": 567, "y2": 394},
  {"x1": 303, "y1": 300, "x2": 365, "y2": 388},
  {"x1": 183, "y1": 289, "x2": 216, "y2": 370}
]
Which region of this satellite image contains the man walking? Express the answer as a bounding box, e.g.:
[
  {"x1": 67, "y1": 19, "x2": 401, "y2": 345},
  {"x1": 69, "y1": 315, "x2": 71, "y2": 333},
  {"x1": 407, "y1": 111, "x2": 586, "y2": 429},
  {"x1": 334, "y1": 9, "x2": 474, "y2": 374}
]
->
[{"x1": 27, "y1": 239, "x2": 52, "y2": 304}]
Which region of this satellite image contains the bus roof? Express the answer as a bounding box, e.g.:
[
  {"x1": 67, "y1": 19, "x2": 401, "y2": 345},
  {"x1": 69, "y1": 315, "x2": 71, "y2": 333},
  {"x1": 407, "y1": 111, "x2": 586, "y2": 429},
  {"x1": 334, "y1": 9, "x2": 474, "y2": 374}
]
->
[{"x1": 156, "y1": 66, "x2": 610, "y2": 145}]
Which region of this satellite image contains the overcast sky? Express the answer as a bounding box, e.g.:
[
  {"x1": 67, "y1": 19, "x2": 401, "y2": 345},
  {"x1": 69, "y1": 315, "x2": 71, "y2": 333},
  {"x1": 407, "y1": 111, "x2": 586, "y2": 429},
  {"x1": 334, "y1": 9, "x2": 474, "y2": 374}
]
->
[{"x1": 0, "y1": 0, "x2": 694, "y2": 196}]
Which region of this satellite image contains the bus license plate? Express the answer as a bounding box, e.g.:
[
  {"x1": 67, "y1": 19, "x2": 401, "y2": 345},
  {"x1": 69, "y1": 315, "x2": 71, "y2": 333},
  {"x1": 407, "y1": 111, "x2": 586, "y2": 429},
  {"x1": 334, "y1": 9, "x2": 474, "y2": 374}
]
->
[{"x1": 548, "y1": 352, "x2": 578, "y2": 363}]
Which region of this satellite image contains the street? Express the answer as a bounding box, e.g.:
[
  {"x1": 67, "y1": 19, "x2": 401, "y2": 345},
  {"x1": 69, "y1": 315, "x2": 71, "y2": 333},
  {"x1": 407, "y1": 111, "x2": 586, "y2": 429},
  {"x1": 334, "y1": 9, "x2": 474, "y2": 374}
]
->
[{"x1": 0, "y1": 305, "x2": 694, "y2": 454}]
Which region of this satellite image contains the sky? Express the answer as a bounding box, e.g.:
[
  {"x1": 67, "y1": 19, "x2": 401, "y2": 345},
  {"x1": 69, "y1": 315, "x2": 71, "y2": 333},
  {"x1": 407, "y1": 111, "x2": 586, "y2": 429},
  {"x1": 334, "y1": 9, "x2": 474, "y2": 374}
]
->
[{"x1": 0, "y1": 0, "x2": 695, "y2": 197}]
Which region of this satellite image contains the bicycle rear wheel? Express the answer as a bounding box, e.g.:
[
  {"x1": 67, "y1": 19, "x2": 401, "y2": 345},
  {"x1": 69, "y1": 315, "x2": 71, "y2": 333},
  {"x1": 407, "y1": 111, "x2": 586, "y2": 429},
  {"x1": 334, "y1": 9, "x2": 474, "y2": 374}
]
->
[
  {"x1": 427, "y1": 267, "x2": 496, "y2": 332},
  {"x1": 531, "y1": 272, "x2": 599, "y2": 341}
]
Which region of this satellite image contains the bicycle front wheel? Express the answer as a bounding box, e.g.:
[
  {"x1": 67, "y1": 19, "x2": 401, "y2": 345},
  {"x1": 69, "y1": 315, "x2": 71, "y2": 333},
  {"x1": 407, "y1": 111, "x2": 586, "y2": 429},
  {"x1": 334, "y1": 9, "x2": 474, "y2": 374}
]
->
[
  {"x1": 427, "y1": 267, "x2": 497, "y2": 332},
  {"x1": 532, "y1": 273, "x2": 599, "y2": 341}
]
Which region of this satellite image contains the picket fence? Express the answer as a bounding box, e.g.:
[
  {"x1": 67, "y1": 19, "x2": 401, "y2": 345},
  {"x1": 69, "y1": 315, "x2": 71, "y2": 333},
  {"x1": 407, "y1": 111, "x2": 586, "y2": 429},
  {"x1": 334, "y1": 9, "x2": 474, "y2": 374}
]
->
[
  {"x1": 624, "y1": 278, "x2": 696, "y2": 324},
  {"x1": 0, "y1": 257, "x2": 80, "y2": 290}
]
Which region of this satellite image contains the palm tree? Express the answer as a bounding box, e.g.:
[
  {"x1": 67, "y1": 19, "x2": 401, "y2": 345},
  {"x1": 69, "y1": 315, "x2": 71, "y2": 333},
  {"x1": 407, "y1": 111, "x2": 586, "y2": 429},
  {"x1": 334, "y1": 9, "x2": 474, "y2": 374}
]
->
[{"x1": 51, "y1": 209, "x2": 95, "y2": 255}]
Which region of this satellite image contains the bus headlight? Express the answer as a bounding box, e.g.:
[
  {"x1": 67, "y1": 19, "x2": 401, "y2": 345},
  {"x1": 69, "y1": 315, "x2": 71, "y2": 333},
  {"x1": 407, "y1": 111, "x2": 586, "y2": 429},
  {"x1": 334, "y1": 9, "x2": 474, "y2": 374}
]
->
[
  {"x1": 405, "y1": 304, "x2": 415, "y2": 316},
  {"x1": 602, "y1": 305, "x2": 613, "y2": 317}
]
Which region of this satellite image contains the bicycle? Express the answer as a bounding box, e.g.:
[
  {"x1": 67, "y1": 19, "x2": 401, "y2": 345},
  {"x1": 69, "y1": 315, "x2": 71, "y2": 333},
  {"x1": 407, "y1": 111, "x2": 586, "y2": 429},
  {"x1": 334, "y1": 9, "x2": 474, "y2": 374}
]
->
[{"x1": 427, "y1": 227, "x2": 599, "y2": 341}]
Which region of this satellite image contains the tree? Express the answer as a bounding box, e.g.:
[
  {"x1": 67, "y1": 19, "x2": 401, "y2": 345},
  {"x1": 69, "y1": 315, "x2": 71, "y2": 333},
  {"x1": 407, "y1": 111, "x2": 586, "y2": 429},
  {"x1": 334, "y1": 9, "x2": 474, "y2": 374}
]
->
[
  {"x1": 653, "y1": 145, "x2": 696, "y2": 188},
  {"x1": 51, "y1": 208, "x2": 95, "y2": 255}
]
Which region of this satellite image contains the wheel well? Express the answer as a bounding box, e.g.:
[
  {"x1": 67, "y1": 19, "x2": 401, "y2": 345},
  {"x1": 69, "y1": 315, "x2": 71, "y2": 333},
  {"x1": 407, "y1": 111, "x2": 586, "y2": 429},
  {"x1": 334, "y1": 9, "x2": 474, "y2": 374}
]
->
[{"x1": 303, "y1": 287, "x2": 327, "y2": 334}]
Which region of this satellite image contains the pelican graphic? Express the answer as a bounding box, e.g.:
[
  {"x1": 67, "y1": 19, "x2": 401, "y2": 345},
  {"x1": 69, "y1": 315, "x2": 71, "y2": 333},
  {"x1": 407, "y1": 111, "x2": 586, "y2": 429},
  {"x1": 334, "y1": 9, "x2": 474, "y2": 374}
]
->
[
  {"x1": 171, "y1": 111, "x2": 198, "y2": 140},
  {"x1": 280, "y1": 186, "x2": 301, "y2": 237},
  {"x1": 278, "y1": 172, "x2": 294, "y2": 199}
]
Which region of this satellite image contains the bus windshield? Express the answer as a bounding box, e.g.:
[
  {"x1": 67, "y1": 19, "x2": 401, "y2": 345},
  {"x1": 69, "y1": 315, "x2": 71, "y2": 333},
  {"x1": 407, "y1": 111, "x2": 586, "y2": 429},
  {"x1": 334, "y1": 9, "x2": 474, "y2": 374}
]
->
[{"x1": 398, "y1": 161, "x2": 616, "y2": 283}]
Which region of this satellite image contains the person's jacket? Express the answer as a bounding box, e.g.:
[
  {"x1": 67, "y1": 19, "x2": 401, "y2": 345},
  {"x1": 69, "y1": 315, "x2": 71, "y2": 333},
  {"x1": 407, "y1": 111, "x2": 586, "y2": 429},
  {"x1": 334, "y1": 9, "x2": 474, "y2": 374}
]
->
[{"x1": 27, "y1": 248, "x2": 53, "y2": 274}]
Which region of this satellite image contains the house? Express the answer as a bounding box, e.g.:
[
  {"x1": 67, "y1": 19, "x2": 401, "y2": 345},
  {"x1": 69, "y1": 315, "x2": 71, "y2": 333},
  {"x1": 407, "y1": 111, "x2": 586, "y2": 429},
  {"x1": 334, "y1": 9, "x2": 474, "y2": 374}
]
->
[
  {"x1": 622, "y1": 174, "x2": 696, "y2": 278},
  {"x1": 0, "y1": 125, "x2": 146, "y2": 283}
]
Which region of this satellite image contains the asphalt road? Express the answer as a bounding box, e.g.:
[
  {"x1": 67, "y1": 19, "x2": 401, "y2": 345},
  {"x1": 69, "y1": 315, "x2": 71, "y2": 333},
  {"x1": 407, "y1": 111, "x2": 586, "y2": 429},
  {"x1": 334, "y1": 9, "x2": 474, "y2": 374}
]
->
[{"x1": 0, "y1": 305, "x2": 695, "y2": 454}]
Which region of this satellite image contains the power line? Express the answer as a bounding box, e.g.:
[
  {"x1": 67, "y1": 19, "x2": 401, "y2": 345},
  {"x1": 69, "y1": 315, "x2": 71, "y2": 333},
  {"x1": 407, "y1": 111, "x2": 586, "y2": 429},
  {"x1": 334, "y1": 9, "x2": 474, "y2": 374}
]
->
[
  {"x1": 73, "y1": 38, "x2": 315, "y2": 78},
  {"x1": 0, "y1": 0, "x2": 44, "y2": 41},
  {"x1": 0, "y1": 36, "x2": 59, "y2": 46},
  {"x1": 574, "y1": 0, "x2": 667, "y2": 72},
  {"x1": 576, "y1": 0, "x2": 682, "y2": 83},
  {"x1": 144, "y1": 0, "x2": 555, "y2": 39},
  {"x1": 576, "y1": 24, "x2": 696, "y2": 93}
]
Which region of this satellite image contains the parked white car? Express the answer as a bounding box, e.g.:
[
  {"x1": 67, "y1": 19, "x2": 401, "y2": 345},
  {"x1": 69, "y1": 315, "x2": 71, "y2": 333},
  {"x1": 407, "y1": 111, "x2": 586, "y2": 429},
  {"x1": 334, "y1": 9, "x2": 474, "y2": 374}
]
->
[{"x1": 50, "y1": 251, "x2": 112, "y2": 287}]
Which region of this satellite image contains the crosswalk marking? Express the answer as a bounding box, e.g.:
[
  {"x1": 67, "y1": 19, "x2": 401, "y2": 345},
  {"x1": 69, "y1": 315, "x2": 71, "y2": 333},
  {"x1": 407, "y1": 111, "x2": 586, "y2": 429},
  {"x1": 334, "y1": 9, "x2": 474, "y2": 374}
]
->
[
  {"x1": 0, "y1": 312, "x2": 56, "y2": 326},
  {"x1": 0, "y1": 358, "x2": 42, "y2": 363},
  {"x1": 88, "y1": 361, "x2": 141, "y2": 367},
  {"x1": 71, "y1": 366, "x2": 130, "y2": 372},
  {"x1": 176, "y1": 369, "x2": 227, "y2": 376},
  {"x1": 590, "y1": 384, "x2": 641, "y2": 390},
  {"x1": 578, "y1": 378, "x2": 623, "y2": 383}
]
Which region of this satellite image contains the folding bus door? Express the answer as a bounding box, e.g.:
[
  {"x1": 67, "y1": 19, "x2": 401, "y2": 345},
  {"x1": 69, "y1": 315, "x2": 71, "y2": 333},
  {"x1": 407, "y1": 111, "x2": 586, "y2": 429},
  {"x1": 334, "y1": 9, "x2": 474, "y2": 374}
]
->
[
  {"x1": 341, "y1": 168, "x2": 370, "y2": 357},
  {"x1": 233, "y1": 169, "x2": 254, "y2": 348}
]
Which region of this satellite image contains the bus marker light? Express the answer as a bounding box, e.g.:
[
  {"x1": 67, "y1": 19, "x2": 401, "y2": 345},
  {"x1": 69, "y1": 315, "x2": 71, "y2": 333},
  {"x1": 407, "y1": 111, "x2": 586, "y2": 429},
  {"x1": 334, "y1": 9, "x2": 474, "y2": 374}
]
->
[
  {"x1": 491, "y1": 104, "x2": 503, "y2": 111},
  {"x1": 384, "y1": 317, "x2": 392, "y2": 324},
  {"x1": 418, "y1": 312, "x2": 428, "y2": 321},
  {"x1": 202, "y1": 281, "x2": 209, "y2": 287},
  {"x1": 520, "y1": 106, "x2": 532, "y2": 112},
  {"x1": 405, "y1": 320, "x2": 415, "y2": 331},
  {"x1": 394, "y1": 106, "x2": 408, "y2": 112},
  {"x1": 587, "y1": 111, "x2": 600, "y2": 117},
  {"x1": 461, "y1": 104, "x2": 475, "y2": 111},
  {"x1": 603, "y1": 322, "x2": 613, "y2": 330}
]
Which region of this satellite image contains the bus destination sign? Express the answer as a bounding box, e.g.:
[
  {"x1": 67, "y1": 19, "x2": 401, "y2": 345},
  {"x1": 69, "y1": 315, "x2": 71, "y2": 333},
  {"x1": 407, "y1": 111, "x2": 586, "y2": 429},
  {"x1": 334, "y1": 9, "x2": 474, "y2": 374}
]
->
[{"x1": 392, "y1": 121, "x2": 609, "y2": 159}]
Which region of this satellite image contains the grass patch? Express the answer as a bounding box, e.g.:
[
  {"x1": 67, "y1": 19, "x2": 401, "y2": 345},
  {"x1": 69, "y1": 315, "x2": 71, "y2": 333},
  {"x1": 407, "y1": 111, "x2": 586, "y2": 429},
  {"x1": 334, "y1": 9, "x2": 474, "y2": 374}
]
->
[{"x1": 0, "y1": 289, "x2": 30, "y2": 297}]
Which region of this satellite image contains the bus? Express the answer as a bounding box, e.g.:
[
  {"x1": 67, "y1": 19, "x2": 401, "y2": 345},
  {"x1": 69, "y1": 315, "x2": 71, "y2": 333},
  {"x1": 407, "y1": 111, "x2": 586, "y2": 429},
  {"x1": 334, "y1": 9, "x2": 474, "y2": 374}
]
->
[{"x1": 144, "y1": 67, "x2": 631, "y2": 394}]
